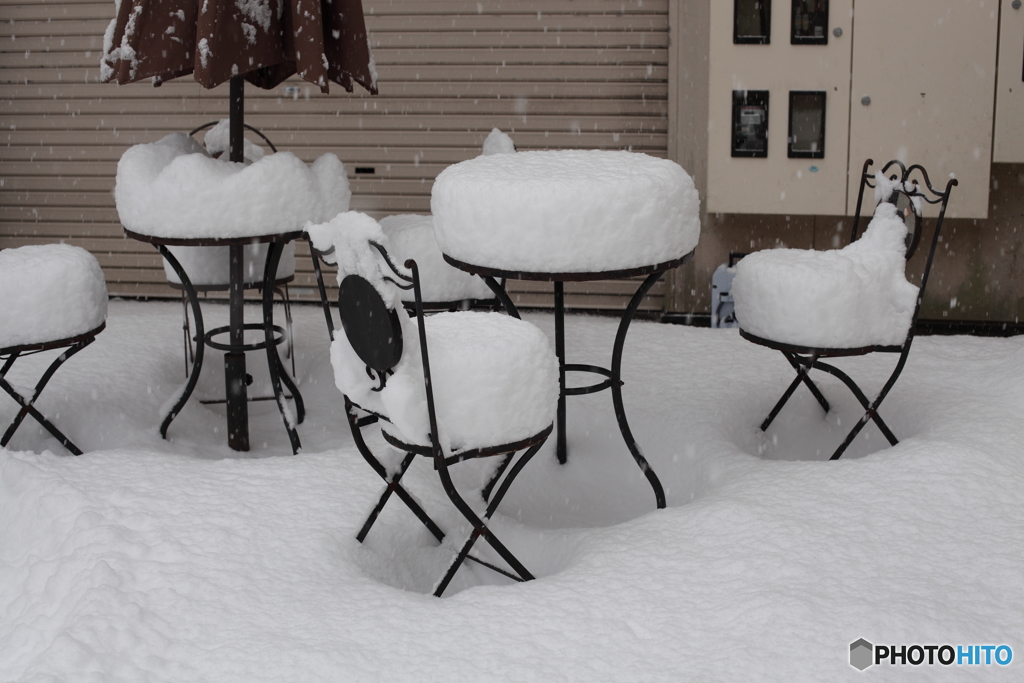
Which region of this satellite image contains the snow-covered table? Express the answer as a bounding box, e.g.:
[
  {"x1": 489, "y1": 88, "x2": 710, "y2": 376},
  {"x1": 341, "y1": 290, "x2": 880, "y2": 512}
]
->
[
  {"x1": 432, "y1": 150, "x2": 701, "y2": 509},
  {"x1": 115, "y1": 134, "x2": 351, "y2": 452}
]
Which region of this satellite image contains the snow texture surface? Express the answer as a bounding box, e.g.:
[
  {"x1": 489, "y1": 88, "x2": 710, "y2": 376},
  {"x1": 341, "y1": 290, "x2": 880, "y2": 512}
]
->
[
  {"x1": 308, "y1": 212, "x2": 558, "y2": 452},
  {"x1": 1, "y1": 300, "x2": 1023, "y2": 682},
  {"x1": 431, "y1": 150, "x2": 701, "y2": 273},
  {"x1": 115, "y1": 133, "x2": 351, "y2": 239},
  {"x1": 0, "y1": 244, "x2": 107, "y2": 349},
  {"x1": 732, "y1": 200, "x2": 919, "y2": 348}
]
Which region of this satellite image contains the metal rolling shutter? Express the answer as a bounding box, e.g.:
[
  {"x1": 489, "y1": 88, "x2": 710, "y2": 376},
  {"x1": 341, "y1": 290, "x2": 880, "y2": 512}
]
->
[{"x1": 1, "y1": 0, "x2": 669, "y2": 310}]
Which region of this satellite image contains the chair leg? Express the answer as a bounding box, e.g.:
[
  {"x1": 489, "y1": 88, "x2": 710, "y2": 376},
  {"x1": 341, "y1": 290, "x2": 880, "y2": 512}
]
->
[
  {"x1": 480, "y1": 452, "x2": 513, "y2": 502},
  {"x1": 812, "y1": 357, "x2": 902, "y2": 460},
  {"x1": 760, "y1": 352, "x2": 830, "y2": 431},
  {"x1": 431, "y1": 441, "x2": 543, "y2": 597},
  {"x1": 346, "y1": 403, "x2": 445, "y2": 543},
  {"x1": 356, "y1": 451, "x2": 419, "y2": 542},
  {"x1": 0, "y1": 338, "x2": 95, "y2": 456}
]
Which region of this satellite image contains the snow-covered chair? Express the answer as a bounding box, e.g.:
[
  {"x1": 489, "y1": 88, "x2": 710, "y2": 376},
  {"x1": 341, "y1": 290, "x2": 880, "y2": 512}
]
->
[
  {"x1": 0, "y1": 244, "x2": 107, "y2": 455},
  {"x1": 165, "y1": 121, "x2": 297, "y2": 380},
  {"x1": 732, "y1": 159, "x2": 956, "y2": 460},
  {"x1": 306, "y1": 212, "x2": 559, "y2": 597}
]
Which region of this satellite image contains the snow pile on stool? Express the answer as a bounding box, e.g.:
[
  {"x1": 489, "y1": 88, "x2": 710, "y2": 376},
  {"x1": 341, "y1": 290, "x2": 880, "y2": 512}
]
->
[
  {"x1": 732, "y1": 201, "x2": 919, "y2": 348},
  {"x1": 115, "y1": 133, "x2": 350, "y2": 239},
  {"x1": 0, "y1": 244, "x2": 107, "y2": 349},
  {"x1": 380, "y1": 215, "x2": 493, "y2": 303},
  {"x1": 308, "y1": 212, "x2": 558, "y2": 452},
  {"x1": 431, "y1": 150, "x2": 700, "y2": 273}
]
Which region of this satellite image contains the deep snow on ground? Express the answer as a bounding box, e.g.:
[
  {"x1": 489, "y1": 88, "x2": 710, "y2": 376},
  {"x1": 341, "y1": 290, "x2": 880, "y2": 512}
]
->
[{"x1": 2, "y1": 299, "x2": 1022, "y2": 682}]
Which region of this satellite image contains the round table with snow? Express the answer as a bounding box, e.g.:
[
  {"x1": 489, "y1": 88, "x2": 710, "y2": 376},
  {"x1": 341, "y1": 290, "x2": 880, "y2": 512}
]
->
[
  {"x1": 115, "y1": 134, "x2": 352, "y2": 453},
  {"x1": 124, "y1": 228, "x2": 305, "y2": 452},
  {"x1": 431, "y1": 150, "x2": 702, "y2": 509}
]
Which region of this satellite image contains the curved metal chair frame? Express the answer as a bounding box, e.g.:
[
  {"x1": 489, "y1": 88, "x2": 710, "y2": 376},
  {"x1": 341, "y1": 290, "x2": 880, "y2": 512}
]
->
[
  {"x1": 309, "y1": 238, "x2": 550, "y2": 597},
  {"x1": 1, "y1": 323, "x2": 105, "y2": 455},
  {"x1": 740, "y1": 159, "x2": 957, "y2": 459}
]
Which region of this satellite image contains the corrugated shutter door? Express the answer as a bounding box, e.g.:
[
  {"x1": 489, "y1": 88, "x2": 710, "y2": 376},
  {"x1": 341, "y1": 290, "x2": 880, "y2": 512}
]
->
[{"x1": 1, "y1": 0, "x2": 669, "y2": 311}]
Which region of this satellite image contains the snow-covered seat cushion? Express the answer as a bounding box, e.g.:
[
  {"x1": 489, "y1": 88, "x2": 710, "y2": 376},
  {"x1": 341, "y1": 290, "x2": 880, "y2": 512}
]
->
[
  {"x1": 430, "y1": 150, "x2": 701, "y2": 274},
  {"x1": 379, "y1": 214, "x2": 493, "y2": 303},
  {"x1": 0, "y1": 244, "x2": 108, "y2": 349},
  {"x1": 162, "y1": 242, "x2": 296, "y2": 288},
  {"x1": 308, "y1": 212, "x2": 559, "y2": 453},
  {"x1": 732, "y1": 201, "x2": 919, "y2": 349}
]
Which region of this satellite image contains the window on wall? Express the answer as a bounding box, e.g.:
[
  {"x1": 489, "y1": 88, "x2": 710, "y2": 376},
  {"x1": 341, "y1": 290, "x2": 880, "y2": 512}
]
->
[
  {"x1": 788, "y1": 91, "x2": 826, "y2": 158},
  {"x1": 791, "y1": 0, "x2": 829, "y2": 45},
  {"x1": 734, "y1": 0, "x2": 771, "y2": 44},
  {"x1": 732, "y1": 90, "x2": 770, "y2": 157}
]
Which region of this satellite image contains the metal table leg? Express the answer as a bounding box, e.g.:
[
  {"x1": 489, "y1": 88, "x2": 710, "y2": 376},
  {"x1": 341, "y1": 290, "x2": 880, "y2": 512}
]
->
[
  {"x1": 225, "y1": 243, "x2": 250, "y2": 450},
  {"x1": 155, "y1": 245, "x2": 206, "y2": 440},
  {"x1": 610, "y1": 271, "x2": 667, "y2": 509},
  {"x1": 263, "y1": 240, "x2": 302, "y2": 454},
  {"x1": 554, "y1": 281, "x2": 568, "y2": 464}
]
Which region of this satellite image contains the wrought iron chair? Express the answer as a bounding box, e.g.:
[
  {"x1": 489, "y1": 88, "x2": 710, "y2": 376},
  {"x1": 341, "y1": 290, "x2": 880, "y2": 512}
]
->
[
  {"x1": 1, "y1": 244, "x2": 108, "y2": 455},
  {"x1": 167, "y1": 121, "x2": 297, "y2": 385},
  {"x1": 307, "y1": 212, "x2": 559, "y2": 596},
  {"x1": 733, "y1": 159, "x2": 957, "y2": 459}
]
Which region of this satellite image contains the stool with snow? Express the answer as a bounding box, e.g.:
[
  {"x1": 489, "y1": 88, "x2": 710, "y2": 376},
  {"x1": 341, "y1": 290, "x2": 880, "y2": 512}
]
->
[
  {"x1": 307, "y1": 212, "x2": 559, "y2": 597},
  {"x1": 732, "y1": 159, "x2": 956, "y2": 460},
  {"x1": 0, "y1": 244, "x2": 107, "y2": 455}
]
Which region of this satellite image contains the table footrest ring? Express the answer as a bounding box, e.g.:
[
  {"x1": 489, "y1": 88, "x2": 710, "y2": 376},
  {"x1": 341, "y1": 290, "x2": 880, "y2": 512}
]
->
[
  {"x1": 564, "y1": 363, "x2": 615, "y2": 395},
  {"x1": 203, "y1": 323, "x2": 287, "y2": 352}
]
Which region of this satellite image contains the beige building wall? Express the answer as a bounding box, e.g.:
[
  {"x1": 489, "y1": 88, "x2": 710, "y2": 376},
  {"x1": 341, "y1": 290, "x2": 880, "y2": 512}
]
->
[{"x1": 670, "y1": 0, "x2": 1024, "y2": 323}]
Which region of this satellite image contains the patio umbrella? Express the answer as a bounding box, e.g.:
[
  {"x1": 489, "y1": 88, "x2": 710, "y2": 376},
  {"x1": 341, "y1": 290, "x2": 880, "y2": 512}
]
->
[
  {"x1": 101, "y1": 0, "x2": 377, "y2": 162},
  {"x1": 100, "y1": 0, "x2": 377, "y2": 450}
]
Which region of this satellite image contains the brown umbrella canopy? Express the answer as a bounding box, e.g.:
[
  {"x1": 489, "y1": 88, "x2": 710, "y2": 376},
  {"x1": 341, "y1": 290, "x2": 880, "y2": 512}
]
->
[{"x1": 100, "y1": 0, "x2": 377, "y2": 95}]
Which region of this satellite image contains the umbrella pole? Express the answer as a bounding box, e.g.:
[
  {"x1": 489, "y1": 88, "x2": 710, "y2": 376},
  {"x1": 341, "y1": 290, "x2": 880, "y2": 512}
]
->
[{"x1": 226, "y1": 76, "x2": 250, "y2": 451}]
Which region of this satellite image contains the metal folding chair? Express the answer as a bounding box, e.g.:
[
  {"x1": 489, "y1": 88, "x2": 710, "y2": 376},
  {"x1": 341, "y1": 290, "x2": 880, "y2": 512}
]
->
[
  {"x1": 1, "y1": 244, "x2": 107, "y2": 455},
  {"x1": 734, "y1": 159, "x2": 957, "y2": 459},
  {"x1": 307, "y1": 214, "x2": 558, "y2": 596}
]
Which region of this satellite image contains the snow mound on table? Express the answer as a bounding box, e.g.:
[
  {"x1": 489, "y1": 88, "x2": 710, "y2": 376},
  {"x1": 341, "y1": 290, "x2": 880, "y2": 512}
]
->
[
  {"x1": 481, "y1": 127, "x2": 516, "y2": 155},
  {"x1": 308, "y1": 212, "x2": 558, "y2": 452},
  {"x1": 431, "y1": 150, "x2": 700, "y2": 273},
  {"x1": 115, "y1": 133, "x2": 350, "y2": 239},
  {"x1": 0, "y1": 244, "x2": 107, "y2": 349},
  {"x1": 380, "y1": 214, "x2": 493, "y2": 303},
  {"x1": 732, "y1": 201, "x2": 919, "y2": 348}
]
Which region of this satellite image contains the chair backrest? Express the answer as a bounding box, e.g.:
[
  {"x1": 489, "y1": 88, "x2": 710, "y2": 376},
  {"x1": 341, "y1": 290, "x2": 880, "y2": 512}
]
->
[
  {"x1": 336, "y1": 246, "x2": 410, "y2": 390},
  {"x1": 849, "y1": 158, "x2": 957, "y2": 323}
]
